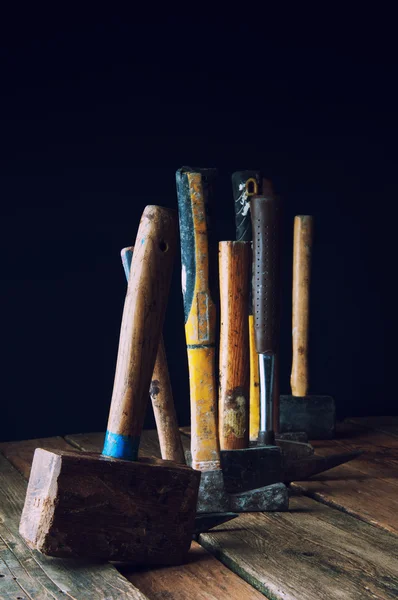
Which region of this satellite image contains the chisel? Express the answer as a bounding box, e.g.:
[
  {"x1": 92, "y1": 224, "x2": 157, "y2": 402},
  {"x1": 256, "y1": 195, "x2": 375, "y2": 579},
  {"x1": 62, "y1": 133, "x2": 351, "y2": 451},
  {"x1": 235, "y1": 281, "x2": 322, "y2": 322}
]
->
[{"x1": 250, "y1": 181, "x2": 281, "y2": 446}]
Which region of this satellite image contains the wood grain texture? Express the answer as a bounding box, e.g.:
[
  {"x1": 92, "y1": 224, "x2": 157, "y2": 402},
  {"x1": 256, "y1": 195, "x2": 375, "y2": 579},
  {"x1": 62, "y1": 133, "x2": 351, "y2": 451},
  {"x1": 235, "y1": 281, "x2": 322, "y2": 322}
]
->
[
  {"x1": 19, "y1": 448, "x2": 199, "y2": 564},
  {"x1": 106, "y1": 206, "x2": 177, "y2": 451},
  {"x1": 122, "y1": 246, "x2": 185, "y2": 463},
  {"x1": 177, "y1": 169, "x2": 220, "y2": 471},
  {"x1": 199, "y1": 494, "x2": 398, "y2": 600},
  {"x1": 0, "y1": 436, "x2": 73, "y2": 479},
  {"x1": 150, "y1": 337, "x2": 185, "y2": 463},
  {"x1": 248, "y1": 314, "x2": 260, "y2": 441},
  {"x1": 2, "y1": 433, "x2": 265, "y2": 600},
  {"x1": 291, "y1": 215, "x2": 313, "y2": 396},
  {"x1": 291, "y1": 421, "x2": 398, "y2": 535},
  {"x1": 0, "y1": 453, "x2": 147, "y2": 599},
  {"x1": 348, "y1": 416, "x2": 398, "y2": 438},
  {"x1": 122, "y1": 541, "x2": 265, "y2": 600},
  {"x1": 218, "y1": 241, "x2": 250, "y2": 450}
]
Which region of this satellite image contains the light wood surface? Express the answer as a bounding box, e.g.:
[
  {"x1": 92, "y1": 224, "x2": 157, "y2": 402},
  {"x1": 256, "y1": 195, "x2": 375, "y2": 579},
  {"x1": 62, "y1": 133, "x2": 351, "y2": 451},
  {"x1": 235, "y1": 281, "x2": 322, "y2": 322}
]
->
[
  {"x1": 106, "y1": 206, "x2": 177, "y2": 448},
  {"x1": 291, "y1": 215, "x2": 313, "y2": 396}
]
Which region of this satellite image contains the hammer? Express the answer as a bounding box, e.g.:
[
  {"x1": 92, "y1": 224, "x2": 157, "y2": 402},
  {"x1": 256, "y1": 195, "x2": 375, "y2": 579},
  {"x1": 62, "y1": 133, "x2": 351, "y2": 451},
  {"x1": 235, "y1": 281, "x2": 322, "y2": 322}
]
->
[
  {"x1": 176, "y1": 167, "x2": 289, "y2": 513},
  {"x1": 121, "y1": 246, "x2": 185, "y2": 463},
  {"x1": 221, "y1": 181, "x2": 360, "y2": 493},
  {"x1": 279, "y1": 215, "x2": 336, "y2": 439},
  {"x1": 19, "y1": 206, "x2": 202, "y2": 565}
]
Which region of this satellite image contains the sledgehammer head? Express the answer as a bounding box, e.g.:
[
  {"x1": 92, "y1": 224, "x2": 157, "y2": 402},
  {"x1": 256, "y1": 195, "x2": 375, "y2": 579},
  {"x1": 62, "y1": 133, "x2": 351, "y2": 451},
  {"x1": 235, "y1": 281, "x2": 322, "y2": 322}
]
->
[
  {"x1": 279, "y1": 395, "x2": 336, "y2": 439},
  {"x1": 19, "y1": 448, "x2": 200, "y2": 565}
]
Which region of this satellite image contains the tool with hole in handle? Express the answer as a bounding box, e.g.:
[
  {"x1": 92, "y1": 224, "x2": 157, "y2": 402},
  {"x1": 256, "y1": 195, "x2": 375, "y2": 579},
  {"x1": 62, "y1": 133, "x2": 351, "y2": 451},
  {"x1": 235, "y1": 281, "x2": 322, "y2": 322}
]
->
[
  {"x1": 20, "y1": 205, "x2": 205, "y2": 564},
  {"x1": 121, "y1": 246, "x2": 185, "y2": 463},
  {"x1": 103, "y1": 207, "x2": 178, "y2": 460},
  {"x1": 279, "y1": 215, "x2": 336, "y2": 439}
]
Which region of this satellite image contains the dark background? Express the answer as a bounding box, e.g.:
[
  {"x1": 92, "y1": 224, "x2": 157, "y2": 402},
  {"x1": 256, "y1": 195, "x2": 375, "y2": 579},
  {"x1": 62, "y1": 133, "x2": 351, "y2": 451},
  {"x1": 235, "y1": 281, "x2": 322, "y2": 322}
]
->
[{"x1": 1, "y1": 11, "x2": 395, "y2": 442}]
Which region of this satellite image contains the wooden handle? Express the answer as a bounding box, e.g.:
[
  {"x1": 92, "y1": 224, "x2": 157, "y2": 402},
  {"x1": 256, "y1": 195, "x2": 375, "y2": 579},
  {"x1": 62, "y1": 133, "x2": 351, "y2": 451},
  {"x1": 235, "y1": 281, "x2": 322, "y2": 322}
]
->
[
  {"x1": 291, "y1": 215, "x2": 313, "y2": 396},
  {"x1": 176, "y1": 167, "x2": 220, "y2": 471},
  {"x1": 103, "y1": 206, "x2": 177, "y2": 460},
  {"x1": 121, "y1": 247, "x2": 185, "y2": 464},
  {"x1": 218, "y1": 241, "x2": 250, "y2": 450},
  {"x1": 248, "y1": 313, "x2": 260, "y2": 440}
]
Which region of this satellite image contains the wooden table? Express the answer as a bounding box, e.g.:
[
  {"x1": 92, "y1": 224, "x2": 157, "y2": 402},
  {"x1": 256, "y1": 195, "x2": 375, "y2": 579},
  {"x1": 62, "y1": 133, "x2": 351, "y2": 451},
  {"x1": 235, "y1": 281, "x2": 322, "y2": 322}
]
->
[{"x1": 1, "y1": 417, "x2": 398, "y2": 599}]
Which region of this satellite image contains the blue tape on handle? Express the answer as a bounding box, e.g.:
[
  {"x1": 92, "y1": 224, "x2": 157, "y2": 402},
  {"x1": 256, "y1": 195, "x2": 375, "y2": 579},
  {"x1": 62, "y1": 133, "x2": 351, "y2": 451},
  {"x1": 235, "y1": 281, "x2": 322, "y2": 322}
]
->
[{"x1": 102, "y1": 430, "x2": 140, "y2": 461}]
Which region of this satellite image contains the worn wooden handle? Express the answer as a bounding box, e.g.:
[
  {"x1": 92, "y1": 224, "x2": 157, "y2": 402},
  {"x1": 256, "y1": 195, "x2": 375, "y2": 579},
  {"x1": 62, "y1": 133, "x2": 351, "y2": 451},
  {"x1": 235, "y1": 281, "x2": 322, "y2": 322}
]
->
[
  {"x1": 176, "y1": 167, "x2": 220, "y2": 471},
  {"x1": 218, "y1": 241, "x2": 250, "y2": 450},
  {"x1": 121, "y1": 247, "x2": 185, "y2": 464},
  {"x1": 291, "y1": 215, "x2": 313, "y2": 396},
  {"x1": 103, "y1": 206, "x2": 177, "y2": 460}
]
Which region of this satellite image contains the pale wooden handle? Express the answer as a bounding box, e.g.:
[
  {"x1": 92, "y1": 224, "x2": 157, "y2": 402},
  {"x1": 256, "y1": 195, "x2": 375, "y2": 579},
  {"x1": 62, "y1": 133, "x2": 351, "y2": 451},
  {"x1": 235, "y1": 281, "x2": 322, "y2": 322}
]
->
[
  {"x1": 218, "y1": 241, "x2": 250, "y2": 450},
  {"x1": 104, "y1": 206, "x2": 177, "y2": 460},
  {"x1": 121, "y1": 246, "x2": 185, "y2": 464},
  {"x1": 291, "y1": 215, "x2": 313, "y2": 396},
  {"x1": 150, "y1": 338, "x2": 186, "y2": 463}
]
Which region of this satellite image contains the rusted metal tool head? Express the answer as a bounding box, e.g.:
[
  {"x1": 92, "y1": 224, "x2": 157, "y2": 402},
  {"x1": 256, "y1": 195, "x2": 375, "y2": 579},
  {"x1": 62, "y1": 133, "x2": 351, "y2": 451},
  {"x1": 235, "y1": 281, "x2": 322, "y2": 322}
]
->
[
  {"x1": 283, "y1": 450, "x2": 363, "y2": 483},
  {"x1": 220, "y1": 442, "x2": 362, "y2": 493},
  {"x1": 186, "y1": 450, "x2": 289, "y2": 512}
]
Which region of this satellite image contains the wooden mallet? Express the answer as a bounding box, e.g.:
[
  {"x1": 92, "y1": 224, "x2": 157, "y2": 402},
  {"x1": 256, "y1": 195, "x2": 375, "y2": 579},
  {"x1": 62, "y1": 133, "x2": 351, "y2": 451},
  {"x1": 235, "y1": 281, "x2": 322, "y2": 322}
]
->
[
  {"x1": 279, "y1": 215, "x2": 336, "y2": 439},
  {"x1": 19, "y1": 205, "x2": 201, "y2": 565}
]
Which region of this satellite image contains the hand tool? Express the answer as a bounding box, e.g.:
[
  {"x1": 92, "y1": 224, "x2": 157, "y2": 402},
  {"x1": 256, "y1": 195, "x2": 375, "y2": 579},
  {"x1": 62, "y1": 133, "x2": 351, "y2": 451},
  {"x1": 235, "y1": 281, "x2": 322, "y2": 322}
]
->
[
  {"x1": 121, "y1": 244, "x2": 240, "y2": 528},
  {"x1": 279, "y1": 215, "x2": 336, "y2": 439},
  {"x1": 121, "y1": 246, "x2": 185, "y2": 463},
  {"x1": 177, "y1": 166, "x2": 289, "y2": 513},
  {"x1": 232, "y1": 173, "x2": 304, "y2": 442},
  {"x1": 217, "y1": 186, "x2": 360, "y2": 494},
  {"x1": 19, "y1": 206, "x2": 203, "y2": 565},
  {"x1": 232, "y1": 170, "x2": 261, "y2": 442},
  {"x1": 250, "y1": 179, "x2": 281, "y2": 447},
  {"x1": 218, "y1": 240, "x2": 250, "y2": 450}
]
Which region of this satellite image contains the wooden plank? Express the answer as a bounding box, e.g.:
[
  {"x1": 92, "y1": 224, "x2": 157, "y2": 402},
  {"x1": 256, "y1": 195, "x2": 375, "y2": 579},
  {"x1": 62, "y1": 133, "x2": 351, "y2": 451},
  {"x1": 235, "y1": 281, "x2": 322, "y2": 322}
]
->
[
  {"x1": 348, "y1": 416, "x2": 398, "y2": 438},
  {"x1": 122, "y1": 541, "x2": 264, "y2": 600},
  {"x1": 185, "y1": 422, "x2": 398, "y2": 536},
  {"x1": 0, "y1": 437, "x2": 72, "y2": 479},
  {"x1": 290, "y1": 421, "x2": 398, "y2": 535},
  {"x1": 3, "y1": 433, "x2": 264, "y2": 600},
  {"x1": 199, "y1": 494, "x2": 398, "y2": 600},
  {"x1": 0, "y1": 448, "x2": 148, "y2": 599}
]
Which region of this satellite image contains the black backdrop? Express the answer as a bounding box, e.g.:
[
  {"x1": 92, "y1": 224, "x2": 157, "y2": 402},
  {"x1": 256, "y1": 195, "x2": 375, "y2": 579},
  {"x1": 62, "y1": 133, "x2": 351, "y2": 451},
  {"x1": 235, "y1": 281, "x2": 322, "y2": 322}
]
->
[{"x1": 1, "y1": 12, "x2": 395, "y2": 442}]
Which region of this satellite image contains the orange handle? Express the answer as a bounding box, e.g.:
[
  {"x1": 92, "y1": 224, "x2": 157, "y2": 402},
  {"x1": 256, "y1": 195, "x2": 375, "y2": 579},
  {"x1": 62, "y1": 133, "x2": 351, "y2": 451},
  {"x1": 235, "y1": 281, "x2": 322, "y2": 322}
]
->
[{"x1": 218, "y1": 241, "x2": 250, "y2": 450}]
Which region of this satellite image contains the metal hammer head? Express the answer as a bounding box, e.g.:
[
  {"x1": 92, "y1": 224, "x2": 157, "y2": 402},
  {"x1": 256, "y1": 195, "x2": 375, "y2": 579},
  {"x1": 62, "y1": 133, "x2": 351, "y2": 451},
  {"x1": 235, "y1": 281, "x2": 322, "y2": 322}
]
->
[
  {"x1": 279, "y1": 395, "x2": 336, "y2": 439},
  {"x1": 19, "y1": 448, "x2": 200, "y2": 564},
  {"x1": 220, "y1": 446, "x2": 283, "y2": 493}
]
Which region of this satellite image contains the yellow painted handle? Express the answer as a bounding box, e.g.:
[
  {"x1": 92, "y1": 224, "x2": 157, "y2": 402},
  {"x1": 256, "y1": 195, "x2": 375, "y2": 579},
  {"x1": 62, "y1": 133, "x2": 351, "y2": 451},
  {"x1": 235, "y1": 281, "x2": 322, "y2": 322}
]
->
[
  {"x1": 249, "y1": 314, "x2": 260, "y2": 441},
  {"x1": 291, "y1": 215, "x2": 313, "y2": 396},
  {"x1": 177, "y1": 169, "x2": 220, "y2": 471}
]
